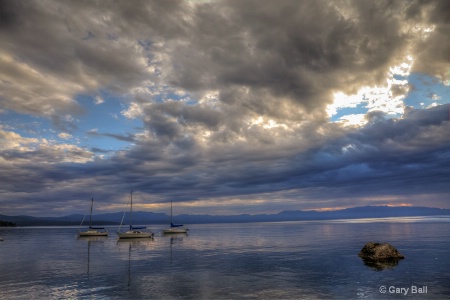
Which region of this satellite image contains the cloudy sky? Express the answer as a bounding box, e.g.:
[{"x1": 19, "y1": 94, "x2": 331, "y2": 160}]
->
[{"x1": 1, "y1": 0, "x2": 449, "y2": 217}]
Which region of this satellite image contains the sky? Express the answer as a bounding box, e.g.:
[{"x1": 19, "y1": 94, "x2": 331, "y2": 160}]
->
[{"x1": 1, "y1": 0, "x2": 450, "y2": 217}]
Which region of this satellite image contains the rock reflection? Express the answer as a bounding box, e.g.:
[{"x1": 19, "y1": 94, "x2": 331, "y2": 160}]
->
[{"x1": 360, "y1": 258, "x2": 402, "y2": 271}]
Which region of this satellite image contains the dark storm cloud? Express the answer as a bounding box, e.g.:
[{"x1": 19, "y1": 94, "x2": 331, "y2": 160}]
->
[
  {"x1": 167, "y1": 0, "x2": 412, "y2": 115},
  {"x1": 141, "y1": 101, "x2": 223, "y2": 140},
  {"x1": 0, "y1": 0, "x2": 438, "y2": 120},
  {"x1": 300, "y1": 104, "x2": 450, "y2": 193},
  {"x1": 0, "y1": 0, "x2": 449, "y2": 216},
  {"x1": 406, "y1": 0, "x2": 450, "y2": 79},
  {"x1": 0, "y1": 0, "x2": 175, "y2": 118},
  {"x1": 3, "y1": 108, "x2": 450, "y2": 215},
  {"x1": 137, "y1": 104, "x2": 450, "y2": 199}
]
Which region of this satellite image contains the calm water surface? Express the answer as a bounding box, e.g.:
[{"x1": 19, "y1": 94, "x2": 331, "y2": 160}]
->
[{"x1": 1, "y1": 217, "x2": 449, "y2": 299}]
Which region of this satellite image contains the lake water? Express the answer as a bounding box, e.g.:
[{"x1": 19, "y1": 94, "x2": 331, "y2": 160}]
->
[{"x1": 1, "y1": 217, "x2": 449, "y2": 299}]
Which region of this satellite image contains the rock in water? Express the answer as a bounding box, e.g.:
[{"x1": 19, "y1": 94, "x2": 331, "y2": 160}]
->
[{"x1": 358, "y1": 242, "x2": 405, "y2": 260}]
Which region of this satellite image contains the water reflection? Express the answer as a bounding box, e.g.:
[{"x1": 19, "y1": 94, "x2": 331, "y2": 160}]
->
[
  {"x1": 1, "y1": 221, "x2": 449, "y2": 299},
  {"x1": 77, "y1": 236, "x2": 107, "y2": 276},
  {"x1": 116, "y1": 238, "x2": 154, "y2": 290},
  {"x1": 360, "y1": 258, "x2": 403, "y2": 271},
  {"x1": 166, "y1": 233, "x2": 186, "y2": 264}
]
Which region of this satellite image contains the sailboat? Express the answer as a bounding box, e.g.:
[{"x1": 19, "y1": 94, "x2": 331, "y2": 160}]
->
[
  {"x1": 117, "y1": 191, "x2": 154, "y2": 239},
  {"x1": 162, "y1": 200, "x2": 189, "y2": 234},
  {"x1": 78, "y1": 198, "x2": 108, "y2": 237}
]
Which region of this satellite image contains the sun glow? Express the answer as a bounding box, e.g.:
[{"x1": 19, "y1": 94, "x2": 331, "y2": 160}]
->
[
  {"x1": 384, "y1": 203, "x2": 412, "y2": 207},
  {"x1": 327, "y1": 56, "x2": 414, "y2": 125}
]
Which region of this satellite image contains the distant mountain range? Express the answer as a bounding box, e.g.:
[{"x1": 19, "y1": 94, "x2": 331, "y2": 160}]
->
[{"x1": 1, "y1": 205, "x2": 450, "y2": 226}]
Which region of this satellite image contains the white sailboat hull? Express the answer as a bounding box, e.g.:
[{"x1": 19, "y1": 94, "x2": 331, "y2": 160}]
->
[
  {"x1": 78, "y1": 230, "x2": 108, "y2": 237},
  {"x1": 117, "y1": 230, "x2": 153, "y2": 239},
  {"x1": 165, "y1": 200, "x2": 189, "y2": 234},
  {"x1": 77, "y1": 198, "x2": 108, "y2": 237},
  {"x1": 117, "y1": 192, "x2": 154, "y2": 239}
]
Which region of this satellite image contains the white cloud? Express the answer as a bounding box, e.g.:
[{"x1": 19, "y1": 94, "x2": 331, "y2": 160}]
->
[
  {"x1": 58, "y1": 132, "x2": 72, "y2": 140},
  {"x1": 88, "y1": 128, "x2": 98, "y2": 134},
  {"x1": 0, "y1": 51, "x2": 83, "y2": 117},
  {"x1": 94, "y1": 96, "x2": 105, "y2": 105},
  {"x1": 0, "y1": 129, "x2": 93, "y2": 164},
  {"x1": 337, "y1": 114, "x2": 367, "y2": 127},
  {"x1": 430, "y1": 93, "x2": 441, "y2": 101},
  {"x1": 121, "y1": 102, "x2": 144, "y2": 119},
  {"x1": 0, "y1": 129, "x2": 39, "y2": 151}
]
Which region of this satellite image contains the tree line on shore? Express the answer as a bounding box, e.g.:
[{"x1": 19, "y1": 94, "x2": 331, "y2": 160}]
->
[{"x1": 0, "y1": 220, "x2": 16, "y2": 227}]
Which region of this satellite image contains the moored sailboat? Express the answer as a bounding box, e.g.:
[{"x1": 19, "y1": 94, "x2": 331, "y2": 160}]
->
[
  {"x1": 117, "y1": 191, "x2": 153, "y2": 239},
  {"x1": 78, "y1": 198, "x2": 108, "y2": 237},
  {"x1": 162, "y1": 200, "x2": 189, "y2": 234}
]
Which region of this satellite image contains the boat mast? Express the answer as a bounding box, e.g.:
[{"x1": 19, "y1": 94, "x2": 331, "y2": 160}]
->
[
  {"x1": 89, "y1": 198, "x2": 94, "y2": 227},
  {"x1": 170, "y1": 200, "x2": 173, "y2": 224},
  {"x1": 129, "y1": 191, "x2": 133, "y2": 229}
]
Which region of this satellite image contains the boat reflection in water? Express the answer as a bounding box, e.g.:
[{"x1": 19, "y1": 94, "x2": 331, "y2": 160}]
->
[
  {"x1": 117, "y1": 238, "x2": 154, "y2": 290},
  {"x1": 164, "y1": 233, "x2": 187, "y2": 264},
  {"x1": 77, "y1": 236, "x2": 108, "y2": 276}
]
